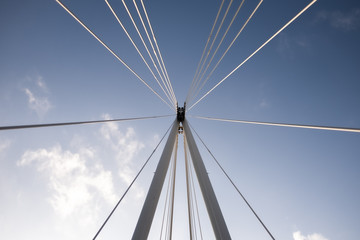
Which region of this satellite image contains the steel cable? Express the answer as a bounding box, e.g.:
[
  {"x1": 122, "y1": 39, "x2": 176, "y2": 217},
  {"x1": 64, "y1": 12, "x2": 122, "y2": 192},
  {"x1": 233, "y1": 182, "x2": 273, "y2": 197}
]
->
[
  {"x1": 195, "y1": 0, "x2": 245, "y2": 93},
  {"x1": 186, "y1": 0, "x2": 225, "y2": 104},
  {"x1": 189, "y1": 0, "x2": 234, "y2": 103},
  {"x1": 192, "y1": 115, "x2": 360, "y2": 133},
  {"x1": 159, "y1": 149, "x2": 174, "y2": 240},
  {"x1": 189, "y1": 122, "x2": 276, "y2": 240},
  {"x1": 93, "y1": 122, "x2": 174, "y2": 240},
  {"x1": 134, "y1": 0, "x2": 177, "y2": 105},
  {"x1": 184, "y1": 137, "x2": 194, "y2": 240},
  {"x1": 189, "y1": 0, "x2": 318, "y2": 111},
  {"x1": 188, "y1": 141, "x2": 204, "y2": 240},
  {"x1": 56, "y1": 0, "x2": 174, "y2": 111},
  {"x1": 121, "y1": 0, "x2": 176, "y2": 107},
  {"x1": 189, "y1": 0, "x2": 262, "y2": 104},
  {"x1": 139, "y1": 0, "x2": 177, "y2": 104},
  {"x1": 0, "y1": 115, "x2": 173, "y2": 131},
  {"x1": 105, "y1": 0, "x2": 175, "y2": 107}
]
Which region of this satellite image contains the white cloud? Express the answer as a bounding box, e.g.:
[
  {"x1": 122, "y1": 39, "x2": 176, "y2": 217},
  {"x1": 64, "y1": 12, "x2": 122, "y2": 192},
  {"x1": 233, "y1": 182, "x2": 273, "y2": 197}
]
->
[
  {"x1": 100, "y1": 114, "x2": 145, "y2": 186},
  {"x1": 318, "y1": 9, "x2": 360, "y2": 31},
  {"x1": 35, "y1": 75, "x2": 49, "y2": 93},
  {"x1": 16, "y1": 115, "x2": 146, "y2": 229},
  {"x1": 24, "y1": 88, "x2": 52, "y2": 117},
  {"x1": 18, "y1": 144, "x2": 117, "y2": 225},
  {"x1": 22, "y1": 75, "x2": 52, "y2": 118},
  {"x1": 293, "y1": 231, "x2": 329, "y2": 240}
]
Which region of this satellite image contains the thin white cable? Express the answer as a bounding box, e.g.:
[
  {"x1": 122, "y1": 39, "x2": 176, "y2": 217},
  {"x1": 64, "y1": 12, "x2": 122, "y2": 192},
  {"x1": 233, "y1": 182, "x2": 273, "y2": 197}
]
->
[
  {"x1": 0, "y1": 114, "x2": 174, "y2": 131},
  {"x1": 133, "y1": 0, "x2": 177, "y2": 105},
  {"x1": 193, "y1": 115, "x2": 360, "y2": 133},
  {"x1": 191, "y1": 0, "x2": 263, "y2": 105},
  {"x1": 159, "y1": 151, "x2": 174, "y2": 240},
  {"x1": 185, "y1": 138, "x2": 198, "y2": 239},
  {"x1": 190, "y1": 0, "x2": 246, "y2": 104},
  {"x1": 93, "y1": 122, "x2": 174, "y2": 240},
  {"x1": 105, "y1": 0, "x2": 175, "y2": 106},
  {"x1": 168, "y1": 135, "x2": 178, "y2": 239},
  {"x1": 189, "y1": 0, "x2": 234, "y2": 103},
  {"x1": 189, "y1": 0, "x2": 318, "y2": 111},
  {"x1": 124, "y1": 0, "x2": 176, "y2": 106},
  {"x1": 121, "y1": 0, "x2": 176, "y2": 106},
  {"x1": 56, "y1": 0, "x2": 174, "y2": 112},
  {"x1": 140, "y1": 0, "x2": 177, "y2": 105},
  {"x1": 164, "y1": 156, "x2": 173, "y2": 240},
  {"x1": 164, "y1": 140, "x2": 177, "y2": 240},
  {"x1": 190, "y1": 0, "x2": 233, "y2": 101},
  {"x1": 188, "y1": 143, "x2": 204, "y2": 240},
  {"x1": 186, "y1": 0, "x2": 225, "y2": 103},
  {"x1": 189, "y1": 122, "x2": 275, "y2": 240},
  {"x1": 184, "y1": 137, "x2": 194, "y2": 240},
  {"x1": 133, "y1": 0, "x2": 171, "y2": 100}
]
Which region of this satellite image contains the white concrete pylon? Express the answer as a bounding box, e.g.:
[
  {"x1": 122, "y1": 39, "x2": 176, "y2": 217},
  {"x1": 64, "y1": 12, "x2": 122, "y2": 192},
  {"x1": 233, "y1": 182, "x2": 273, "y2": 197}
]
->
[
  {"x1": 183, "y1": 119, "x2": 231, "y2": 240},
  {"x1": 132, "y1": 120, "x2": 179, "y2": 240}
]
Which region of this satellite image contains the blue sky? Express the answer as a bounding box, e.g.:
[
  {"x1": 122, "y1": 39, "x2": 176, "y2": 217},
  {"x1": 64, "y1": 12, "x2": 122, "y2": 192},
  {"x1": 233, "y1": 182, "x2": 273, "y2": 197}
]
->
[{"x1": 1, "y1": 0, "x2": 360, "y2": 239}]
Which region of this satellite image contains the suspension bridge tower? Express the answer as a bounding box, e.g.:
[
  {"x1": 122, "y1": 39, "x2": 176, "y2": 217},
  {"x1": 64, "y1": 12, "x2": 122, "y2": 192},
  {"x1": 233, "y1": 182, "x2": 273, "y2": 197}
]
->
[{"x1": 132, "y1": 103, "x2": 231, "y2": 239}]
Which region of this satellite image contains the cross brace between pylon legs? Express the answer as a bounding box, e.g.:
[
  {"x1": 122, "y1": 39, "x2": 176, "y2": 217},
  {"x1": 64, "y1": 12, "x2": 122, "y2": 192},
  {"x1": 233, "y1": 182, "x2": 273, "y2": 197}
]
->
[
  {"x1": 183, "y1": 119, "x2": 231, "y2": 240},
  {"x1": 132, "y1": 120, "x2": 179, "y2": 240}
]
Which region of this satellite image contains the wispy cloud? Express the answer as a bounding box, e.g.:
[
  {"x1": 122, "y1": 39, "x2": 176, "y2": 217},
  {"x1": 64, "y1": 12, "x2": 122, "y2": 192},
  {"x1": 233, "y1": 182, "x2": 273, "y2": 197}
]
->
[
  {"x1": 17, "y1": 115, "x2": 146, "y2": 224},
  {"x1": 293, "y1": 231, "x2": 329, "y2": 240},
  {"x1": 35, "y1": 75, "x2": 49, "y2": 93},
  {"x1": 18, "y1": 144, "x2": 118, "y2": 224},
  {"x1": 317, "y1": 9, "x2": 360, "y2": 31},
  {"x1": 23, "y1": 75, "x2": 52, "y2": 118},
  {"x1": 100, "y1": 114, "x2": 145, "y2": 197},
  {"x1": 24, "y1": 88, "x2": 52, "y2": 118}
]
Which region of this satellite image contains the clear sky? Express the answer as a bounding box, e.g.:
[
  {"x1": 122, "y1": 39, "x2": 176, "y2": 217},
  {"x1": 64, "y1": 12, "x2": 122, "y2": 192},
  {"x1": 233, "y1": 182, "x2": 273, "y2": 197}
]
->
[{"x1": 1, "y1": 0, "x2": 360, "y2": 239}]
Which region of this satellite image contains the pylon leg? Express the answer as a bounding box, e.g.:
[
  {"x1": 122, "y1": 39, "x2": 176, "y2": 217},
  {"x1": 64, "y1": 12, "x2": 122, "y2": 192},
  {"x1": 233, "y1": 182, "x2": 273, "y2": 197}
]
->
[
  {"x1": 183, "y1": 119, "x2": 231, "y2": 240},
  {"x1": 132, "y1": 120, "x2": 179, "y2": 240}
]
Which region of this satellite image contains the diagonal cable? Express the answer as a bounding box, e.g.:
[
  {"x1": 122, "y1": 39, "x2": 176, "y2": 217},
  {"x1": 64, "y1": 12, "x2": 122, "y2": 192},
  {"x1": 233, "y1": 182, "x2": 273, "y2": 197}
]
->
[
  {"x1": 192, "y1": 116, "x2": 360, "y2": 133},
  {"x1": 168, "y1": 135, "x2": 178, "y2": 239},
  {"x1": 133, "y1": 0, "x2": 177, "y2": 104},
  {"x1": 195, "y1": 0, "x2": 245, "y2": 92},
  {"x1": 120, "y1": 0, "x2": 176, "y2": 107},
  {"x1": 135, "y1": 0, "x2": 177, "y2": 104},
  {"x1": 189, "y1": 122, "x2": 276, "y2": 240},
  {"x1": 185, "y1": 138, "x2": 198, "y2": 239},
  {"x1": 104, "y1": 0, "x2": 175, "y2": 107},
  {"x1": 122, "y1": 0, "x2": 176, "y2": 106},
  {"x1": 0, "y1": 115, "x2": 173, "y2": 131},
  {"x1": 189, "y1": 0, "x2": 234, "y2": 103},
  {"x1": 140, "y1": 0, "x2": 177, "y2": 104},
  {"x1": 56, "y1": 0, "x2": 174, "y2": 111},
  {"x1": 186, "y1": 0, "x2": 225, "y2": 104},
  {"x1": 159, "y1": 148, "x2": 174, "y2": 240},
  {"x1": 186, "y1": 138, "x2": 204, "y2": 240},
  {"x1": 189, "y1": 0, "x2": 318, "y2": 111},
  {"x1": 164, "y1": 153, "x2": 174, "y2": 239},
  {"x1": 122, "y1": 0, "x2": 176, "y2": 107},
  {"x1": 93, "y1": 122, "x2": 174, "y2": 240},
  {"x1": 184, "y1": 137, "x2": 194, "y2": 240},
  {"x1": 189, "y1": 0, "x2": 262, "y2": 105}
]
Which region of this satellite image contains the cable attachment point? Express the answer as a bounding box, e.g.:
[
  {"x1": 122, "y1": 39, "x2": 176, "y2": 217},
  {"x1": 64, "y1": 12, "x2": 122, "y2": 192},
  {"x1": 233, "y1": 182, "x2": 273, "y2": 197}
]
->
[{"x1": 176, "y1": 102, "x2": 186, "y2": 123}]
